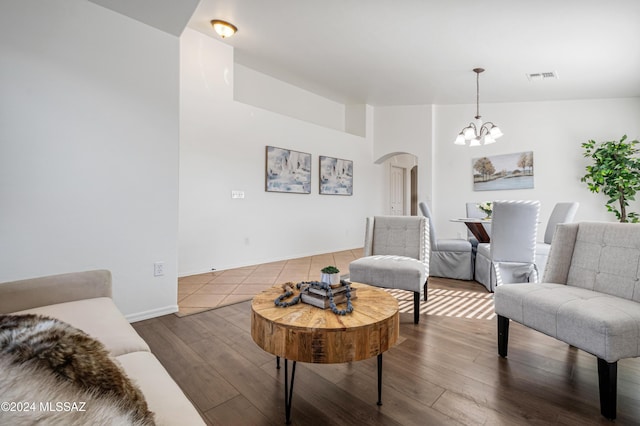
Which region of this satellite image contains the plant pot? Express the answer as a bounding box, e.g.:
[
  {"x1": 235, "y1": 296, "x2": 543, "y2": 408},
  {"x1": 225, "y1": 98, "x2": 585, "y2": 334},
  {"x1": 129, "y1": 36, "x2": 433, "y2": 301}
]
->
[{"x1": 320, "y1": 272, "x2": 341, "y2": 286}]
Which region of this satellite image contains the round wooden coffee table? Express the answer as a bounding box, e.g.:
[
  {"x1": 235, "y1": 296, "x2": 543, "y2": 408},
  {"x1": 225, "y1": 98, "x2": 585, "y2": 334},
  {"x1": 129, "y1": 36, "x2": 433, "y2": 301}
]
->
[{"x1": 251, "y1": 282, "x2": 399, "y2": 424}]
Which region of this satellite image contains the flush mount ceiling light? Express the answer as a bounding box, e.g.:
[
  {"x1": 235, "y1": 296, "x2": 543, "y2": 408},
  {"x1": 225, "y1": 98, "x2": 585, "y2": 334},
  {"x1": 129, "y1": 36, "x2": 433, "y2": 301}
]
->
[
  {"x1": 454, "y1": 68, "x2": 503, "y2": 147},
  {"x1": 211, "y1": 19, "x2": 237, "y2": 38}
]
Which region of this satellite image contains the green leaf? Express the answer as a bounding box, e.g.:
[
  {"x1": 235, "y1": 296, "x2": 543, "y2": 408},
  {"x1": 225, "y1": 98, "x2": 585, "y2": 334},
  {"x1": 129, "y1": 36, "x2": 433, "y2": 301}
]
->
[{"x1": 582, "y1": 135, "x2": 640, "y2": 223}]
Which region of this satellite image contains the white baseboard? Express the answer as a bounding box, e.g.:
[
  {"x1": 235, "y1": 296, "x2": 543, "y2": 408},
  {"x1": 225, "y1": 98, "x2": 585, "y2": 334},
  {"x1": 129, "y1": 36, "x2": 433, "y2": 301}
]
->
[{"x1": 126, "y1": 305, "x2": 178, "y2": 323}]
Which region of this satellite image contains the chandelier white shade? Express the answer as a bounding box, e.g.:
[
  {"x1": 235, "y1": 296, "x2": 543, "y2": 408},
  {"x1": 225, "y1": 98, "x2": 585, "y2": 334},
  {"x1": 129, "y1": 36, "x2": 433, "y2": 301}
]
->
[{"x1": 454, "y1": 68, "x2": 503, "y2": 146}]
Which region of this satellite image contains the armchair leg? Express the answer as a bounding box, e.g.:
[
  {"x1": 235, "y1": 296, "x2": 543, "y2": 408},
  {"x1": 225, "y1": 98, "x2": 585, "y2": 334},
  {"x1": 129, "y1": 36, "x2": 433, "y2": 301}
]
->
[
  {"x1": 497, "y1": 315, "x2": 509, "y2": 357},
  {"x1": 413, "y1": 292, "x2": 420, "y2": 324},
  {"x1": 597, "y1": 358, "x2": 617, "y2": 420},
  {"x1": 423, "y1": 279, "x2": 428, "y2": 302}
]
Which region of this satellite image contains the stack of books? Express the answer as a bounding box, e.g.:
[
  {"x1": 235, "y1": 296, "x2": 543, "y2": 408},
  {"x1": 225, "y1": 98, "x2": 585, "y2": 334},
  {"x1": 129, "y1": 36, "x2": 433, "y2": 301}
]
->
[{"x1": 301, "y1": 284, "x2": 357, "y2": 309}]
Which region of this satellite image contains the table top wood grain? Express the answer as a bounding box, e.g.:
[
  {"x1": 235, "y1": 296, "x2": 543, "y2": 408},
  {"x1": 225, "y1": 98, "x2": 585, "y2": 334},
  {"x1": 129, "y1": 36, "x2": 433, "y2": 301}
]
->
[{"x1": 251, "y1": 282, "x2": 399, "y2": 364}]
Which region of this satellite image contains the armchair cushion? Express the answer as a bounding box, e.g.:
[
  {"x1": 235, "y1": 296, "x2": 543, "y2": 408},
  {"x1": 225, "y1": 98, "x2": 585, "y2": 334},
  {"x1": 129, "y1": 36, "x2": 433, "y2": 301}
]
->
[
  {"x1": 368, "y1": 216, "x2": 425, "y2": 260},
  {"x1": 349, "y1": 255, "x2": 427, "y2": 294},
  {"x1": 495, "y1": 282, "x2": 640, "y2": 363},
  {"x1": 566, "y1": 224, "x2": 640, "y2": 300}
]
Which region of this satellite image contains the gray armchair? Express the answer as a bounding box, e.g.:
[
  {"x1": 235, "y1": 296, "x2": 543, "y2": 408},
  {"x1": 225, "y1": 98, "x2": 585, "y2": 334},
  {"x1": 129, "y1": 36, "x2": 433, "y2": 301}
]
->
[
  {"x1": 495, "y1": 222, "x2": 640, "y2": 420},
  {"x1": 535, "y1": 202, "x2": 579, "y2": 279},
  {"x1": 474, "y1": 200, "x2": 540, "y2": 292},
  {"x1": 349, "y1": 216, "x2": 429, "y2": 324},
  {"x1": 419, "y1": 202, "x2": 474, "y2": 280}
]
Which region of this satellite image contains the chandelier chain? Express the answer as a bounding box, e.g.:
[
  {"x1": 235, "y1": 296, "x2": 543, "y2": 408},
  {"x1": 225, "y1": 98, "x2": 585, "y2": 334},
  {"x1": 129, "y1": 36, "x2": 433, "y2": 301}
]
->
[{"x1": 475, "y1": 69, "x2": 481, "y2": 120}]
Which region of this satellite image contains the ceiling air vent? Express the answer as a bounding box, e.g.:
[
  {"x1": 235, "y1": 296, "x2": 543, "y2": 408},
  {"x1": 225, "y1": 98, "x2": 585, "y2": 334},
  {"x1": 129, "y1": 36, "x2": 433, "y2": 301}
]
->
[{"x1": 526, "y1": 71, "x2": 559, "y2": 82}]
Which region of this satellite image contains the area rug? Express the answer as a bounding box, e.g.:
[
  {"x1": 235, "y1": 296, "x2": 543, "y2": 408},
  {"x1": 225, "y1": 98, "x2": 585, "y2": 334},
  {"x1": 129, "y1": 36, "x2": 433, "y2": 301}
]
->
[{"x1": 384, "y1": 287, "x2": 496, "y2": 320}]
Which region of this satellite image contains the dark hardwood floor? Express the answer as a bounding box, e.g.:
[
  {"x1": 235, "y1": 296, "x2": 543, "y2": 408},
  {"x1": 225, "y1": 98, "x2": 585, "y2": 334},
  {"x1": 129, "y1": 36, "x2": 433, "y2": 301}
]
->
[{"x1": 133, "y1": 278, "x2": 640, "y2": 425}]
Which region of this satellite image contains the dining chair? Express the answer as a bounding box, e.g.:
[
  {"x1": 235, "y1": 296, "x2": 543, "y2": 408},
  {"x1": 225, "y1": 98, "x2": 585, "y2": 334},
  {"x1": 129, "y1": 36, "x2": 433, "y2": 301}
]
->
[
  {"x1": 419, "y1": 202, "x2": 474, "y2": 280},
  {"x1": 535, "y1": 202, "x2": 579, "y2": 280},
  {"x1": 349, "y1": 215, "x2": 429, "y2": 324},
  {"x1": 474, "y1": 200, "x2": 540, "y2": 292},
  {"x1": 465, "y1": 202, "x2": 492, "y2": 247}
]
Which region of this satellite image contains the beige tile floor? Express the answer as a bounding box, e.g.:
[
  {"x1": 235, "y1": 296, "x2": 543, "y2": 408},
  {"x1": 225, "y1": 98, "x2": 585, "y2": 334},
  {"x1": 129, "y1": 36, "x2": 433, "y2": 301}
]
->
[{"x1": 177, "y1": 248, "x2": 363, "y2": 316}]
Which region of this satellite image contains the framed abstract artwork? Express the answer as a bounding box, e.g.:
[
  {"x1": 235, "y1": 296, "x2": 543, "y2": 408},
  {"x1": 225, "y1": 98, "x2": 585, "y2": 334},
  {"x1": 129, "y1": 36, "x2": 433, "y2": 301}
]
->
[
  {"x1": 319, "y1": 155, "x2": 353, "y2": 195},
  {"x1": 265, "y1": 146, "x2": 311, "y2": 194},
  {"x1": 472, "y1": 151, "x2": 534, "y2": 191}
]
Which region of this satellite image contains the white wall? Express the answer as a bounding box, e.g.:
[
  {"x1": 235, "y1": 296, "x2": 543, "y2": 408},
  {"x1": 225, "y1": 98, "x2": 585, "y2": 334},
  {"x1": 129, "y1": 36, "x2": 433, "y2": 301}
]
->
[
  {"x1": 178, "y1": 29, "x2": 384, "y2": 276},
  {"x1": 0, "y1": 0, "x2": 180, "y2": 321},
  {"x1": 234, "y1": 64, "x2": 346, "y2": 132},
  {"x1": 373, "y1": 105, "x2": 433, "y2": 213},
  {"x1": 345, "y1": 104, "x2": 367, "y2": 137},
  {"x1": 433, "y1": 98, "x2": 640, "y2": 240}
]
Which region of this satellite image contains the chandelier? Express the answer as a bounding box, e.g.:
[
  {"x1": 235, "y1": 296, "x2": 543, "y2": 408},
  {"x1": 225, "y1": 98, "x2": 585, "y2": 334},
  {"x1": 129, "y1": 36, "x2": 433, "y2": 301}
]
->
[{"x1": 454, "y1": 68, "x2": 503, "y2": 146}]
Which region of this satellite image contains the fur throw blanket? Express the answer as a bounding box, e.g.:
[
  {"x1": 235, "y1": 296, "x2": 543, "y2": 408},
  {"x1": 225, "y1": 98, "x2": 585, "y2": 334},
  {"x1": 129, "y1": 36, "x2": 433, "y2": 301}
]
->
[{"x1": 0, "y1": 314, "x2": 155, "y2": 425}]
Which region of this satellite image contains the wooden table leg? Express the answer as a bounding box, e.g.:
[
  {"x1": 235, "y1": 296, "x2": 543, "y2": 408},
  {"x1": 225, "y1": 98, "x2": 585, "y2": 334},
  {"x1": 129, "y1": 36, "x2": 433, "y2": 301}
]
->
[{"x1": 464, "y1": 222, "x2": 490, "y2": 243}]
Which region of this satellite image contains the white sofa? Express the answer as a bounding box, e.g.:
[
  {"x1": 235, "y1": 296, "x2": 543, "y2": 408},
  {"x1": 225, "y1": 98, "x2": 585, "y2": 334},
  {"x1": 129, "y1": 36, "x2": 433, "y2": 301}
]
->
[{"x1": 0, "y1": 269, "x2": 205, "y2": 425}]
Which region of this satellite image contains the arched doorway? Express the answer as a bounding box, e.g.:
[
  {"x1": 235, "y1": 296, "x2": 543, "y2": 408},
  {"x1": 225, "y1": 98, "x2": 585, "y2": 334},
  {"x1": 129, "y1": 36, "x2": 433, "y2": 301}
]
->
[{"x1": 375, "y1": 152, "x2": 419, "y2": 216}]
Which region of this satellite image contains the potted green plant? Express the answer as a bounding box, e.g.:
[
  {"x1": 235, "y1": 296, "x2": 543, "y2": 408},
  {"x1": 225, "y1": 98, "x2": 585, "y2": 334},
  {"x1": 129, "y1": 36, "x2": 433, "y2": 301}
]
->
[
  {"x1": 320, "y1": 266, "x2": 341, "y2": 286},
  {"x1": 581, "y1": 135, "x2": 640, "y2": 223}
]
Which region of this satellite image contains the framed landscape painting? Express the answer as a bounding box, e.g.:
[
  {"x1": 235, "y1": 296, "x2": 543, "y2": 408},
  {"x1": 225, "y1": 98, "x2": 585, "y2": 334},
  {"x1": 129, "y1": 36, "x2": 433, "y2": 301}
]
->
[
  {"x1": 265, "y1": 146, "x2": 311, "y2": 194},
  {"x1": 319, "y1": 155, "x2": 353, "y2": 195},
  {"x1": 472, "y1": 151, "x2": 534, "y2": 191}
]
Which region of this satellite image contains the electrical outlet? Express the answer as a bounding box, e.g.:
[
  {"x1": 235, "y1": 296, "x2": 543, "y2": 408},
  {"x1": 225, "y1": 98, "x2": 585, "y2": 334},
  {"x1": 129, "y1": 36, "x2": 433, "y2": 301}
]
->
[{"x1": 153, "y1": 261, "x2": 165, "y2": 277}]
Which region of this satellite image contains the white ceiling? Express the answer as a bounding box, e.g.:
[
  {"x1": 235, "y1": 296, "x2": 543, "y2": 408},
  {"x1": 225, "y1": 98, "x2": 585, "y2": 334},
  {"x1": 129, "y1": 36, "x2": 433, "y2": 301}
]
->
[
  {"x1": 188, "y1": 0, "x2": 640, "y2": 106},
  {"x1": 89, "y1": 0, "x2": 640, "y2": 107},
  {"x1": 88, "y1": 0, "x2": 200, "y2": 36}
]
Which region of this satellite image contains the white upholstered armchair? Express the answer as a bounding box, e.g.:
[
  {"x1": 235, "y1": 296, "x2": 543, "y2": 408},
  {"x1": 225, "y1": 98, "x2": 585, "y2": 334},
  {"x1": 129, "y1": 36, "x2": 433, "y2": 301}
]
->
[
  {"x1": 419, "y1": 202, "x2": 474, "y2": 280},
  {"x1": 474, "y1": 200, "x2": 540, "y2": 292},
  {"x1": 349, "y1": 216, "x2": 429, "y2": 324}
]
